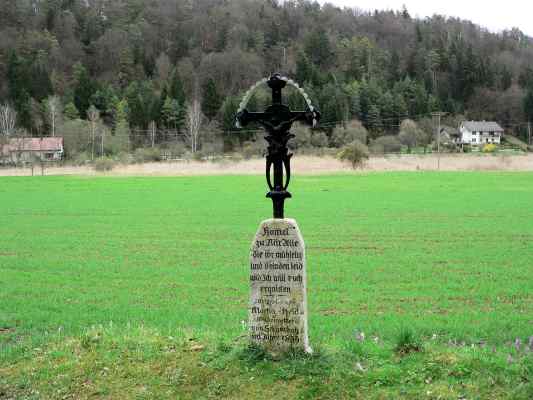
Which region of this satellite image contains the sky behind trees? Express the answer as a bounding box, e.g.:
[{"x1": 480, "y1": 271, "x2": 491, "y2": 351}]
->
[{"x1": 318, "y1": 0, "x2": 533, "y2": 36}]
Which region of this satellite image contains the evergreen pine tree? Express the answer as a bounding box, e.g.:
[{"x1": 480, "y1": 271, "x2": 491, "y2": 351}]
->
[
  {"x1": 73, "y1": 63, "x2": 96, "y2": 119},
  {"x1": 220, "y1": 96, "x2": 240, "y2": 133},
  {"x1": 295, "y1": 51, "x2": 312, "y2": 84},
  {"x1": 114, "y1": 99, "x2": 129, "y2": 127},
  {"x1": 64, "y1": 102, "x2": 80, "y2": 120},
  {"x1": 367, "y1": 104, "x2": 382, "y2": 132},
  {"x1": 524, "y1": 88, "x2": 533, "y2": 122},
  {"x1": 7, "y1": 51, "x2": 32, "y2": 129},
  {"x1": 29, "y1": 56, "x2": 53, "y2": 102},
  {"x1": 169, "y1": 70, "x2": 186, "y2": 105},
  {"x1": 162, "y1": 97, "x2": 184, "y2": 131},
  {"x1": 112, "y1": 99, "x2": 131, "y2": 153},
  {"x1": 118, "y1": 48, "x2": 136, "y2": 90},
  {"x1": 350, "y1": 91, "x2": 361, "y2": 119},
  {"x1": 215, "y1": 25, "x2": 229, "y2": 52},
  {"x1": 500, "y1": 66, "x2": 513, "y2": 91},
  {"x1": 304, "y1": 28, "x2": 333, "y2": 68},
  {"x1": 202, "y1": 78, "x2": 222, "y2": 120},
  {"x1": 393, "y1": 94, "x2": 409, "y2": 126},
  {"x1": 389, "y1": 50, "x2": 402, "y2": 83}
]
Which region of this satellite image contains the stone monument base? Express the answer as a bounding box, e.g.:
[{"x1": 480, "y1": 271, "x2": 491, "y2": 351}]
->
[{"x1": 249, "y1": 218, "x2": 311, "y2": 355}]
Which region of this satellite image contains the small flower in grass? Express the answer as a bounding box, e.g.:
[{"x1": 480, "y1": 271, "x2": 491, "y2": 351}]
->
[
  {"x1": 507, "y1": 354, "x2": 513, "y2": 364},
  {"x1": 241, "y1": 320, "x2": 247, "y2": 331},
  {"x1": 354, "y1": 330, "x2": 365, "y2": 342},
  {"x1": 514, "y1": 338, "x2": 522, "y2": 352},
  {"x1": 529, "y1": 336, "x2": 533, "y2": 352}
]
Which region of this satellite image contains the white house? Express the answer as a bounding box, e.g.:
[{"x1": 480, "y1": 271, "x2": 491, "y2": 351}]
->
[{"x1": 458, "y1": 121, "x2": 504, "y2": 145}]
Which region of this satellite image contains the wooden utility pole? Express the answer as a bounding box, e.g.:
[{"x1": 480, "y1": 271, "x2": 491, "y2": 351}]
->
[
  {"x1": 432, "y1": 112, "x2": 442, "y2": 170},
  {"x1": 101, "y1": 129, "x2": 104, "y2": 158},
  {"x1": 528, "y1": 121, "x2": 531, "y2": 146},
  {"x1": 39, "y1": 134, "x2": 44, "y2": 176},
  {"x1": 91, "y1": 120, "x2": 95, "y2": 161},
  {"x1": 150, "y1": 121, "x2": 156, "y2": 148}
]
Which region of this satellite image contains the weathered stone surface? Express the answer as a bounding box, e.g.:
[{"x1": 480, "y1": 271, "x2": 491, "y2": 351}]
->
[{"x1": 249, "y1": 218, "x2": 311, "y2": 354}]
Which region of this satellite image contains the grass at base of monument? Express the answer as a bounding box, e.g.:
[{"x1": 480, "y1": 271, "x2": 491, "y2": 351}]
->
[
  {"x1": 1, "y1": 172, "x2": 533, "y2": 398},
  {"x1": 1, "y1": 325, "x2": 533, "y2": 400}
]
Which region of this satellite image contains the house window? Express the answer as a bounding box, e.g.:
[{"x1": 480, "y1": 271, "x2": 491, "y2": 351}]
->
[{"x1": 472, "y1": 138, "x2": 477, "y2": 143}]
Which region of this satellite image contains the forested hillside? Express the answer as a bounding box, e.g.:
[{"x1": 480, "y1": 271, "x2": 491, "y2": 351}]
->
[{"x1": 1, "y1": 0, "x2": 533, "y2": 155}]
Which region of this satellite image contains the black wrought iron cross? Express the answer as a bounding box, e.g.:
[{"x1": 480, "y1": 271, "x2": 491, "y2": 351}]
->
[{"x1": 236, "y1": 73, "x2": 320, "y2": 219}]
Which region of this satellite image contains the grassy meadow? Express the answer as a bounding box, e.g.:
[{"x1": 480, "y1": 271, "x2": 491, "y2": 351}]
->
[{"x1": 1, "y1": 172, "x2": 533, "y2": 399}]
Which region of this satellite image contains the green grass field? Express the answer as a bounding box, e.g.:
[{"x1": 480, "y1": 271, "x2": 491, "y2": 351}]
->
[{"x1": 1, "y1": 173, "x2": 533, "y2": 399}]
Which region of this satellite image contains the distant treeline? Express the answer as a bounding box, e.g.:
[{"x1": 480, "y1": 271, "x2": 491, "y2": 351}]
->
[{"x1": 1, "y1": 0, "x2": 533, "y2": 148}]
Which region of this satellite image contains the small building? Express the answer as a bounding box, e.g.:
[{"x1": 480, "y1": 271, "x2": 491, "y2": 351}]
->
[
  {"x1": 1, "y1": 137, "x2": 64, "y2": 164},
  {"x1": 439, "y1": 125, "x2": 460, "y2": 145},
  {"x1": 458, "y1": 121, "x2": 504, "y2": 145}
]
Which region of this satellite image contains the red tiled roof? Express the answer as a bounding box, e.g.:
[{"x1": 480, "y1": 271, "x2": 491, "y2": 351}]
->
[{"x1": 2, "y1": 137, "x2": 63, "y2": 153}]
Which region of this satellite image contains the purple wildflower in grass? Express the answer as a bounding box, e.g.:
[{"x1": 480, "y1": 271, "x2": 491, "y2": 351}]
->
[
  {"x1": 507, "y1": 354, "x2": 513, "y2": 364},
  {"x1": 514, "y1": 338, "x2": 522, "y2": 352},
  {"x1": 354, "y1": 331, "x2": 365, "y2": 342}
]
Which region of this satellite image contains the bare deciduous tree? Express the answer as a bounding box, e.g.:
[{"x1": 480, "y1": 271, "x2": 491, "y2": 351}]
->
[
  {"x1": 0, "y1": 104, "x2": 17, "y2": 136},
  {"x1": 87, "y1": 105, "x2": 100, "y2": 161},
  {"x1": 45, "y1": 96, "x2": 62, "y2": 137},
  {"x1": 155, "y1": 53, "x2": 172, "y2": 83},
  {"x1": 185, "y1": 99, "x2": 203, "y2": 153}
]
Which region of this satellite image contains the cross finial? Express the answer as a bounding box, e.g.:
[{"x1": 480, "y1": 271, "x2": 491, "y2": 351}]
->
[{"x1": 236, "y1": 74, "x2": 320, "y2": 218}]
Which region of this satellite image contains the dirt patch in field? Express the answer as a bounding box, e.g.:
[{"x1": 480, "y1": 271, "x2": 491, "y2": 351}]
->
[{"x1": 1, "y1": 154, "x2": 532, "y2": 177}]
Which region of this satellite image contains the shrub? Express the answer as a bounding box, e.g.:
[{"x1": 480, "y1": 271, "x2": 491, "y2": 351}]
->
[
  {"x1": 116, "y1": 152, "x2": 134, "y2": 165},
  {"x1": 337, "y1": 140, "x2": 369, "y2": 169},
  {"x1": 164, "y1": 143, "x2": 187, "y2": 159},
  {"x1": 370, "y1": 135, "x2": 402, "y2": 154},
  {"x1": 72, "y1": 152, "x2": 91, "y2": 166},
  {"x1": 242, "y1": 142, "x2": 255, "y2": 160},
  {"x1": 192, "y1": 151, "x2": 205, "y2": 162},
  {"x1": 330, "y1": 120, "x2": 368, "y2": 148},
  {"x1": 310, "y1": 131, "x2": 329, "y2": 148},
  {"x1": 201, "y1": 140, "x2": 225, "y2": 157},
  {"x1": 398, "y1": 119, "x2": 429, "y2": 151},
  {"x1": 62, "y1": 119, "x2": 91, "y2": 156},
  {"x1": 241, "y1": 141, "x2": 265, "y2": 160},
  {"x1": 94, "y1": 157, "x2": 116, "y2": 172},
  {"x1": 290, "y1": 122, "x2": 312, "y2": 149},
  {"x1": 106, "y1": 134, "x2": 130, "y2": 155},
  {"x1": 482, "y1": 143, "x2": 497, "y2": 153},
  {"x1": 133, "y1": 147, "x2": 162, "y2": 163}
]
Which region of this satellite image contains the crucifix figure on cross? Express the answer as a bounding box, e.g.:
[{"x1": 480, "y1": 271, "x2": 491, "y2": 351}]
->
[{"x1": 236, "y1": 73, "x2": 320, "y2": 219}]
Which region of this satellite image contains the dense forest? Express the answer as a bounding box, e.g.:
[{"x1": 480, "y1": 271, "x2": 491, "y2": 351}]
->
[{"x1": 1, "y1": 0, "x2": 533, "y2": 157}]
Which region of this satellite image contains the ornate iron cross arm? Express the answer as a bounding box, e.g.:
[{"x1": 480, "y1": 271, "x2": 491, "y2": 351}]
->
[{"x1": 236, "y1": 73, "x2": 320, "y2": 219}]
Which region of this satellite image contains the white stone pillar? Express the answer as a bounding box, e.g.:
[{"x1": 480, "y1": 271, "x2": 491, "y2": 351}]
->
[{"x1": 249, "y1": 218, "x2": 311, "y2": 355}]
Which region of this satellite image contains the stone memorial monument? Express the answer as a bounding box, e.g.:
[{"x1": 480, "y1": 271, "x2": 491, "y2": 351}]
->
[{"x1": 236, "y1": 74, "x2": 320, "y2": 355}]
